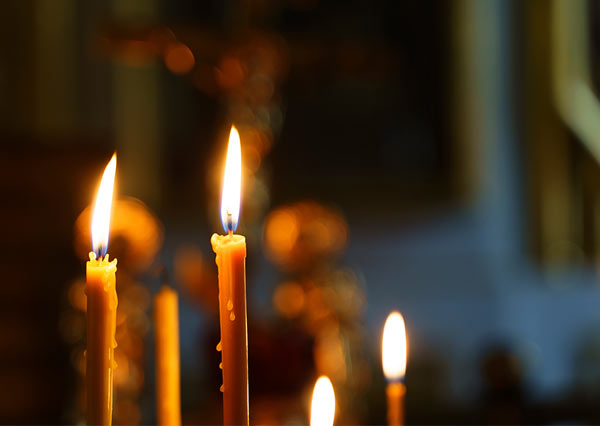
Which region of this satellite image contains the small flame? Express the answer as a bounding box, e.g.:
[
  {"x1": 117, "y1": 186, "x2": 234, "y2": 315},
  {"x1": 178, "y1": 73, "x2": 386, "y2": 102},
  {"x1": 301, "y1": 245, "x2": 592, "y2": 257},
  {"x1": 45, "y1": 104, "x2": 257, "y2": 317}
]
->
[
  {"x1": 91, "y1": 154, "x2": 117, "y2": 258},
  {"x1": 220, "y1": 126, "x2": 242, "y2": 233},
  {"x1": 382, "y1": 311, "x2": 407, "y2": 381},
  {"x1": 310, "y1": 376, "x2": 335, "y2": 426}
]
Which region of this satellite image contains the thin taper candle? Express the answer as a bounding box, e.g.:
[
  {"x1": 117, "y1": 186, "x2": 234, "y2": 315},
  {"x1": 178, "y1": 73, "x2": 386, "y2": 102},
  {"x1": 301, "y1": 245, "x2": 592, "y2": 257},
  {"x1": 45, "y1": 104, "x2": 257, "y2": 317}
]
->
[
  {"x1": 154, "y1": 286, "x2": 181, "y2": 426},
  {"x1": 212, "y1": 126, "x2": 249, "y2": 425},
  {"x1": 86, "y1": 154, "x2": 118, "y2": 426}
]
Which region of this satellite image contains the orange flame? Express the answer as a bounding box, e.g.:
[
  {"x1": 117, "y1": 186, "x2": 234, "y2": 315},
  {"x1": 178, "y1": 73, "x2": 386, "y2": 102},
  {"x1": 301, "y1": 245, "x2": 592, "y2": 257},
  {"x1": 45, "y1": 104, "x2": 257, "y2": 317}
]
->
[
  {"x1": 91, "y1": 154, "x2": 117, "y2": 257},
  {"x1": 220, "y1": 126, "x2": 242, "y2": 233}
]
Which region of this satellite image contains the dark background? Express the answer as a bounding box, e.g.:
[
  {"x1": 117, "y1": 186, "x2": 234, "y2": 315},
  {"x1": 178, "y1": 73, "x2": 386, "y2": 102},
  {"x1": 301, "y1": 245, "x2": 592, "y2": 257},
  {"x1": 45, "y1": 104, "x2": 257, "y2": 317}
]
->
[{"x1": 3, "y1": 0, "x2": 600, "y2": 424}]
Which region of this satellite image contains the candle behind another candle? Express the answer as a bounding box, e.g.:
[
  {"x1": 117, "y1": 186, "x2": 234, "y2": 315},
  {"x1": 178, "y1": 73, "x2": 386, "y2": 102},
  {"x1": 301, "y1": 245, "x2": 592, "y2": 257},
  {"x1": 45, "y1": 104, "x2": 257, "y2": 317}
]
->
[{"x1": 154, "y1": 286, "x2": 181, "y2": 426}]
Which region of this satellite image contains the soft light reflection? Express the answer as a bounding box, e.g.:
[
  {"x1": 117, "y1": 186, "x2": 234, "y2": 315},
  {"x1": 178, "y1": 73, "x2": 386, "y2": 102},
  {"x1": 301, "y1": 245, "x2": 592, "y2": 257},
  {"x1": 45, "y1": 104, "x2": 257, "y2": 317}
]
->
[
  {"x1": 91, "y1": 154, "x2": 117, "y2": 258},
  {"x1": 382, "y1": 311, "x2": 407, "y2": 381},
  {"x1": 220, "y1": 126, "x2": 242, "y2": 233},
  {"x1": 164, "y1": 43, "x2": 195, "y2": 74},
  {"x1": 310, "y1": 376, "x2": 335, "y2": 426}
]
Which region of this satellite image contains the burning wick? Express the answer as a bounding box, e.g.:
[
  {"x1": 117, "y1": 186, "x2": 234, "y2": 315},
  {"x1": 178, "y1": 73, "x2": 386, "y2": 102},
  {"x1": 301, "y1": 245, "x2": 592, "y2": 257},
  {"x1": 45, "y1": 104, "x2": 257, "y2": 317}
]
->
[{"x1": 227, "y1": 212, "x2": 234, "y2": 236}]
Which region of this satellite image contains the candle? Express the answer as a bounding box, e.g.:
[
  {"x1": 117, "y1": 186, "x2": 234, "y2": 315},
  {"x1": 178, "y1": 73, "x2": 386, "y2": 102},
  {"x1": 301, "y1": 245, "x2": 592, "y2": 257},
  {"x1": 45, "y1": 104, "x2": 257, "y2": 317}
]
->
[
  {"x1": 382, "y1": 311, "x2": 408, "y2": 426},
  {"x1": 310, "y1": 376, "x2": 336, "y2": 426},
  {"x1": 86, "y1": 154, "x2": 118, "y2": 426},
  {"x1": 211, "y1": 126, "x2": 249, "y2": 426},
  {"x1": 154, "y1": 286, "x2": 181, "y2": 426}
]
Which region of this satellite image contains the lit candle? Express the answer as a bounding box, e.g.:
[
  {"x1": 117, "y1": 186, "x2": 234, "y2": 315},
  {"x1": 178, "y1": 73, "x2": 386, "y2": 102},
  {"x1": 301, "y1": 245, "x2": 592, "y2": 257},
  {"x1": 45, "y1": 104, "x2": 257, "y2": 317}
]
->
[
  {"x1": 310, "y1": 376, "x2": 336, "y2": 426},
  {"x1": 154, "y1": 286, "x2": 181, "y2": 426},
  {"x1": 382, "y1": 311, "x2": 408, "y2": 426},
  {"x1": 211, "y1": 126, "x2": 249, "y2": 426},
  {"x1": 86, "y1": 154, "x2": 118, "y2": 426}
]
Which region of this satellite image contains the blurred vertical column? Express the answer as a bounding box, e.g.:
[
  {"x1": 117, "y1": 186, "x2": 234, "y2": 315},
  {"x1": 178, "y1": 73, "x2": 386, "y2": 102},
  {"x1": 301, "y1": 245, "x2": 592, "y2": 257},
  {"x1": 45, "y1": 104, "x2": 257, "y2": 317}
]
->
[
  {"x1": 451, "y1": 0, "x2": 524, "y2": 269},
  {"x1": 111, "y1": 0, "x2": 162, "y2": 208},
  {"x1": 34, "y1": 0, "x2": 79, "y2": 137},
  {"x1": 523, "y1": 0, "x2": 574, "y2": 267},
  {"x1": 551, "y1": 0, "x2": 600, "y2": 266}
]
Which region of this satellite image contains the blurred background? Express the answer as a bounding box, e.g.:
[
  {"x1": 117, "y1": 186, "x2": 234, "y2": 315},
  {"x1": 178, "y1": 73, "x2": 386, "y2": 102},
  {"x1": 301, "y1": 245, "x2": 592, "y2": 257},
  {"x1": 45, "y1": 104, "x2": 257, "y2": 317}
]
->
[{"x1": 3, "y1": 0, "x2": 600, "y2": 424}]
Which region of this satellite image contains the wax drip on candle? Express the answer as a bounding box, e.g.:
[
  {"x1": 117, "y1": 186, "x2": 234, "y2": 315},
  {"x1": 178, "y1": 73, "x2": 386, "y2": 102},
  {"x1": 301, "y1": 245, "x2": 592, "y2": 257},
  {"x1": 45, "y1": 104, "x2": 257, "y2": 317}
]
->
[
  {"x1": 227, "y1": 299, "x2": 233, "y2": 310},
  {"x1": 229, "y1": 312, "x2": 236, "y2": 321},
  {"x1": 216, "y1": 341, "x2": 222, "y2": 351}
]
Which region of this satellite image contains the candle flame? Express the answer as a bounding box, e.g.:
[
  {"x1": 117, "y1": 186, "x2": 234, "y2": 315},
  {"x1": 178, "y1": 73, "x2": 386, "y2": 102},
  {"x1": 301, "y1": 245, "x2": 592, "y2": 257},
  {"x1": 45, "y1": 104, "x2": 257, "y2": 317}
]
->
[
  {"x1": 220, "y1": 126, "x2": 242, "y2": 233},
  {"x1": 310, "y1": 376, "x2": 335, "y2": 426},
  {"x1": 382, "y1": 311, "x2": 407, "y2": 381},
  {"x1": 91, "y1": 154, "x2": 117, "y2": 258}
]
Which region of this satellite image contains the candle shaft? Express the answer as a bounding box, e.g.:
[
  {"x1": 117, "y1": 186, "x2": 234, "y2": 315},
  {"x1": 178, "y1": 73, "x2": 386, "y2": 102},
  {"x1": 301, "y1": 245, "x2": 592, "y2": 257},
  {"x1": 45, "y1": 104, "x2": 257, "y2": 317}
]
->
[
  {"x1": 154, "y1": 286, "x2": 182, "y2": 426},
  {"x1": 211, "y1": 233, "x2": 249, "y2": 426},
  {"x1": 386, "y1": 382, "x2": 405, "y2": 426},
  {"x1": 86, "y1": 253, "x2": 118, "y2": 426}
]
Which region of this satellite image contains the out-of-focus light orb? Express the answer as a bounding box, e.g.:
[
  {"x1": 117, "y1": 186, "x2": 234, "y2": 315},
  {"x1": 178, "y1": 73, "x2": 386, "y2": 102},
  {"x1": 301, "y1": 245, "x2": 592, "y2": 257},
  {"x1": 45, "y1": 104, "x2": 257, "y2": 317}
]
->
[
  {"x1": 265, "y1": 209, "x2": 299, "y2": 254},
  {"x1": 264, "y1": 202, "x2": 348, "y2": 271},
  {"x1": 164, "y1": 42, "x2": 195, "y2": 74},
  {"x1": 382, "y1": 311, "x2": 407, "y2": 381},
  {"x1": 215, "y1": 56, "x2": 246, "y2": 89},
  {"x1": 75, "y1": 197, "x2": 163, "y2": 272},
  {"x1": 272, "y1": 281, "x2": 305, "y2": 318}
]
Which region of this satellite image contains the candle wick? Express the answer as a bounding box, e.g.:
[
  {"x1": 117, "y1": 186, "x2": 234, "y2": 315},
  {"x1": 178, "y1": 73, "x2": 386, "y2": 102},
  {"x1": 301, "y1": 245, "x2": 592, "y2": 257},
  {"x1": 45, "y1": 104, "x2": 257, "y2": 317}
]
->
[
  {"x1": 93, "y1": 245, "x2": 107, "y2": 261},
  {"x1": 227, "y1": 211, "x2": 234, "y2": 236}
]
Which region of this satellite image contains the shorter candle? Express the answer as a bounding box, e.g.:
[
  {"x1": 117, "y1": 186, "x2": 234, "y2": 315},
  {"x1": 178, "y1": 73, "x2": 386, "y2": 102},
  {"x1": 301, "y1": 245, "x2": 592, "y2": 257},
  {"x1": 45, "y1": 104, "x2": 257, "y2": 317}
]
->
[
  {"x1": 310, "y1": 376, "x2": 336, "y2": 426},
  {"x1": 382, "y1": 311, "x2": 408, "y2": 426},
  {"x1": 154, "y1": 286, "x2": 181, "y2": 426}
]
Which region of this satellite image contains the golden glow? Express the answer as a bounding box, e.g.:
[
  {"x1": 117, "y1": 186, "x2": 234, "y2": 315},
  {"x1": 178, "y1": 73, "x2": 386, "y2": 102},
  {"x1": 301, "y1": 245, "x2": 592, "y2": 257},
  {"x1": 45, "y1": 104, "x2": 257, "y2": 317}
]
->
[
  {"x1": 220, "y1": 126, "x2": 242, "y2": 233},
  {"x1": 310, "y1": 376, "x2": 335, "y2": 426},
  {"x1": 91, "y1": 154, "x2": 117, "y2": 257},
  {"x1": 382, "y1": 311, "x2": 407, "y2": 381},
  {"x1": 164, "y1": 43, "x2": 195, "y2": 75}
]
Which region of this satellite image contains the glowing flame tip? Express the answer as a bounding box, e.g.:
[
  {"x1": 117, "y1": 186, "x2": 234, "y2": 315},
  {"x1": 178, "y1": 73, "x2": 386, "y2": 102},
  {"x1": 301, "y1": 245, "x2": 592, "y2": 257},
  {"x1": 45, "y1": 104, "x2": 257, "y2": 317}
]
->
[
  {"x1": 310, "y1": 376, "x2": 335, "y2": 426},
  {"x1": 382, "y1": 311, "x2": 407, "y2": 381}
]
